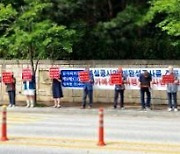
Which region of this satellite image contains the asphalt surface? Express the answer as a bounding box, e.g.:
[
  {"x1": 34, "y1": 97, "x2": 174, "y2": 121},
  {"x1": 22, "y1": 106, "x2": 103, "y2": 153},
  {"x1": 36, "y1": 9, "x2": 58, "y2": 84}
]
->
[{"x1": 0, "y1": 105, "x2": 180, "y2": 154}]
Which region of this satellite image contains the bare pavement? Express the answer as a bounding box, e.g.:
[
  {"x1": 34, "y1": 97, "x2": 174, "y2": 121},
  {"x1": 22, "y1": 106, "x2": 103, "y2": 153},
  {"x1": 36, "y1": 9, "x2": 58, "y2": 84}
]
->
[{"x1": 0, "y1": 105, "x2": 180, "y2": 154}]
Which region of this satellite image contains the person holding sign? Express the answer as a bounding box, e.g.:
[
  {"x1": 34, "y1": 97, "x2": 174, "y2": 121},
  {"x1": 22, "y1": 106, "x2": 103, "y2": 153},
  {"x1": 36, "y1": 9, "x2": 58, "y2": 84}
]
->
[
  {"x1": 50, "y1": 67, "x2": 63, "y2": 108},
  {"x1": 165, "y1": 66, "x2": 179, "y2": 112},
  {"x1": 5, "y1": 73, "x2": 16, "y2": 107},
  {"x1": 23, "y1": 74, "x2": 35, "y2": 108},
  {"x1": 79, "y1": 68, "x2": 94, "y2": 109},
  {"x1": 113, "y1": 67, "x2": 127, "y2": 109},
  {"x1": 138, "y1": 70, "x2": 152, "y2": 111}
]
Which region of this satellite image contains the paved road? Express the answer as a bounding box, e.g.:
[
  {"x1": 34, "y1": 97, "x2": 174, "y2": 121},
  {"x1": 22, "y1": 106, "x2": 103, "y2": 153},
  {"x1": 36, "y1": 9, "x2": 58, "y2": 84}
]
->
[{"x1": 0, "y1": 107, "x2": 180, "y2": 154}]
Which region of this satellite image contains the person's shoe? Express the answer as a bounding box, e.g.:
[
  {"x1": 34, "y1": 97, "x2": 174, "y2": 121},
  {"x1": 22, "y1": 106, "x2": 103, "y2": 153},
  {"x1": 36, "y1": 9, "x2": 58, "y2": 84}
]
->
[
  {"x1": 88, "y1": 106, "x2": 92, "y2": 109},
  {"x1": 80, "y1": 106, "x2": 85, "y2": 109},
  {"x1": 113, "y1": 106, "x2": 117, "y2": 109},
  {"x1": 120, "y1": 107, "x2": 125, "y2": 110},
  {"x1": 168, "y1": 108, "x2": 172, "y2": 112},
  {"x1": 57, "y1": 105, "x2": 61, "y2": 108},
  {"x1": 8, "y1": 104, "x2": 12, "y2": 107},
  {"x1": 174, "y1": 108, "x2": 178, "y2": 112},
  {"x1": 146, "y1": 107, "x2": 151, "y2": 111},
  {"x1": 11, "y1": 105, "x2": 15, "y2": 108},
  {"x1": 53, "y1": 105, "x2": 57, "y2": 108},
  {"x1": 140, "y1": 108, "x2": 146, "y2": 112},
  {"x1": 26, "y1": 104, "x2": 30, "y2": 108},
  {"x1": 30, "y1": 104, "x2": 34, "y2": 108}
]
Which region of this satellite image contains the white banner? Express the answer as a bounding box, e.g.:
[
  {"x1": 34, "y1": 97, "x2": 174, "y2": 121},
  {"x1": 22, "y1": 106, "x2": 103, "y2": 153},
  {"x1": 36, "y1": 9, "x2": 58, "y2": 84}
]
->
[
  {"x1": 91, "y1": 68, "x2": 180, "y2": 90},
  {"x1": 61, "y1": 68, "x2": 180, "y2": 91}
]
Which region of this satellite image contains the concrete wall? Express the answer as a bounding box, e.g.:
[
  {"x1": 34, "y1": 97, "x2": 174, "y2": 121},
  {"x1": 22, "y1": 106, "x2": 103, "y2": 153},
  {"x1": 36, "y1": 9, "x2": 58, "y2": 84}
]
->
[{"x1": 0, "y1": 60, "x2": 179, "y2": 106}]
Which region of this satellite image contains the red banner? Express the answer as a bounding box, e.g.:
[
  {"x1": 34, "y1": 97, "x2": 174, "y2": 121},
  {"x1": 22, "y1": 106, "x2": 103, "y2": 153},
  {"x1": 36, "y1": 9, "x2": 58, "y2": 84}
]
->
[
  {"x1": 78, "y1": 71, "x2": 90, "y2": 82},
  {"x1": 22, "y1": 68, "x2": 32, "y2": 81},
  {"x1": 162, "y1": 75, "x2": 174, "y2": 84},
  {"x1": 2, "y1": 72, "x2": 13, "y2": 83},
  {"x1": 49, "y1": 67, "x2": 60, "y2": 79},
  {"x1": 110, "y1": 73, "x2": 122, "y2": 85}
]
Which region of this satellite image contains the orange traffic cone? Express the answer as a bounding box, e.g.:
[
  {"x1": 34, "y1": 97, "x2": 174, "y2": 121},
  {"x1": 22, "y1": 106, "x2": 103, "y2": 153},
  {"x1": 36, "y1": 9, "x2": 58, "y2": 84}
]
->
[
  {"x1": 97, "y1": 108, "x2": 105, "y2": 146},
  {"x1": 1, "y1": 105, "x2": 8, "y2": 141}
]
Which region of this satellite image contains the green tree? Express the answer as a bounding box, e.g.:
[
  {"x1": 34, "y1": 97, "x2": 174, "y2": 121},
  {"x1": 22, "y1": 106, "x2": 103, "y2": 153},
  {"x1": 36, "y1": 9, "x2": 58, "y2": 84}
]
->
[
  {"x1": 142, "y1": 0, "x2": 180, "y2": 46},
  {"x1": 0, "y1": 0, "x2": 75, "y2": 104}
]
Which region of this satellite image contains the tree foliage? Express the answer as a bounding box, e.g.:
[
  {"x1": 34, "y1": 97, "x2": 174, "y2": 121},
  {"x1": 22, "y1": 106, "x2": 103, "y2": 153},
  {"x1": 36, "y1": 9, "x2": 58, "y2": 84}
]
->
[
  {"x1": 142, "y1": 0, "x2": 180, "y2": 46},
  {"x1": 0, "y1": 0, "x2": 179, "y2": 60},
  {"x1": 0, "y1": 0, "x2": 75, "y2": 61}
]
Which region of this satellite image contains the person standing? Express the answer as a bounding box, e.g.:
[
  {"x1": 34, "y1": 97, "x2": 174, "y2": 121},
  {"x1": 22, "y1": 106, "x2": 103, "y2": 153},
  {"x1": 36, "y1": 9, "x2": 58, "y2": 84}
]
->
[
  {"x1": 114, "y1": 68, "x2": 127, "y2": 109},
  {"x1": 52, "y1": 74, "x2": 63, "y2": 108},
  {"x1": 166, "y1": 66, "x2": 179, "y2": 112},
  {"x1": 6, "y1": 74, "x2": 16, "y2": 107},
  {"x1": 139, "y1": 70, "x2": 152, "y2": 110},
  {"x1": 81, "y1": 68, "x2": 94, "y2": 109},
  {"x1": 23, "y1": 75, "x2": 35, "y2": 108}
]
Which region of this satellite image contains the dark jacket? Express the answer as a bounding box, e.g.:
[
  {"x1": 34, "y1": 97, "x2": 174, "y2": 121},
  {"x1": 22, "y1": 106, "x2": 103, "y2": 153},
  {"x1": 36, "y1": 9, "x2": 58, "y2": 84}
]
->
[
  {"x1": 6, "y1": 77, "x2": 16, "y2": 92},
  {"x1": 139, "y1": 72, "x2": 152, "y2": 88}
]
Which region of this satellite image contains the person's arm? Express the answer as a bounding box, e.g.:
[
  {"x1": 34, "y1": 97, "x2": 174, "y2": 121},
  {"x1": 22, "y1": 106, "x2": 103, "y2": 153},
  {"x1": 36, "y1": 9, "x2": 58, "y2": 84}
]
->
[
  {"x1": 123, "y1": 75, "x2": 127, "y2": 84},
  {"x1": 89, "y1": 72, "x2": 94, "y2": 84},
  {"x1": 149, "y1": 75, "x2": 152, "y2": 88},
  {"x1": 174, "y1": 74, "x2": 179, "y2": 84},
  {"x1": 138, "y1": 75, "x2": 142, "y2": 87},
  {"x1": 13, "y1": 77, "x2": 16, "y2": 84}
]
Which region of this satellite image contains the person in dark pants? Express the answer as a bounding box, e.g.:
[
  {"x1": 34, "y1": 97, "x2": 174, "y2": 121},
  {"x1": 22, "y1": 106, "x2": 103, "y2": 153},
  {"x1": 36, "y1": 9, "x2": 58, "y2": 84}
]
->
[
  {"x1": 6, "y1": 75, "x2": 16, "y2": 107},
  {"x1": 139, "y1": 70, "x2": 152, "y2": 110},
  {"x1": 166, "y1": 66, "x2": 179, "y2": 112},
  {"x1": 52, "y1": 74, "x2": 63, "y2": 108},
  {"x1": 114, "y1": 68, "x2": 127, "y2": 109},
  {"x1": 81, "y1": 68, "x2": 94, "y2": 109}
]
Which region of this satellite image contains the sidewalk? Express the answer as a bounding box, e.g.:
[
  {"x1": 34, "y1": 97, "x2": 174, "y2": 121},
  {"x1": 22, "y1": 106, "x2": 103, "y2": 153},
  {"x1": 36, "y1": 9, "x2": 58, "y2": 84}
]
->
[{"x1": 3, "y1": 104, "x2": 180, "y2": 119}]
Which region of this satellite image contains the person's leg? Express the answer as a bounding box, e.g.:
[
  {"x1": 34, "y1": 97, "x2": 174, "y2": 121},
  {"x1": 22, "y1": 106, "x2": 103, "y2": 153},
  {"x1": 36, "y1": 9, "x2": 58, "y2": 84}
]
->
[
  {"x1": 140, "y1": 89, "x2": 145, "y2": 109},
  {"x1": 12, "y1": 90, "x2": 16, "y2": 106},
  {"x1": 82, "y1": 89, "x2": 88, "y2": 108},
  {"x1": 8, "y1": 91, "x2": 12, "y2": 107},
  {"x1": 167, "y1": 93, "x2": 172, "y2": 109},
  {"x1": 146, "y1": 88, "x2": 151, "y2": 108},
  {"x1": 88, "y1": 90, "x2": 93, "y2": 107},
  {"x1": 26, "y1": 95, "x2": 30, "y2": 107},
  {"x1": 57, "y1": 98, "x2": 61, "y2": 108},
  {"x1": 114, "y1": 90, "x2": 119, "y2": 108},
  {"x1": 53, "y1": 98, "x2": 57, "y2": 107},
  {"x1": 30, "y1": 95, "x2": 35, "y2": 107},
  {"x1": 172, "y1": 93, "x2": 177, "y2": 109},
  {"x1": 120, "y1": 90, "x2": 124, "y2": 108}
]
